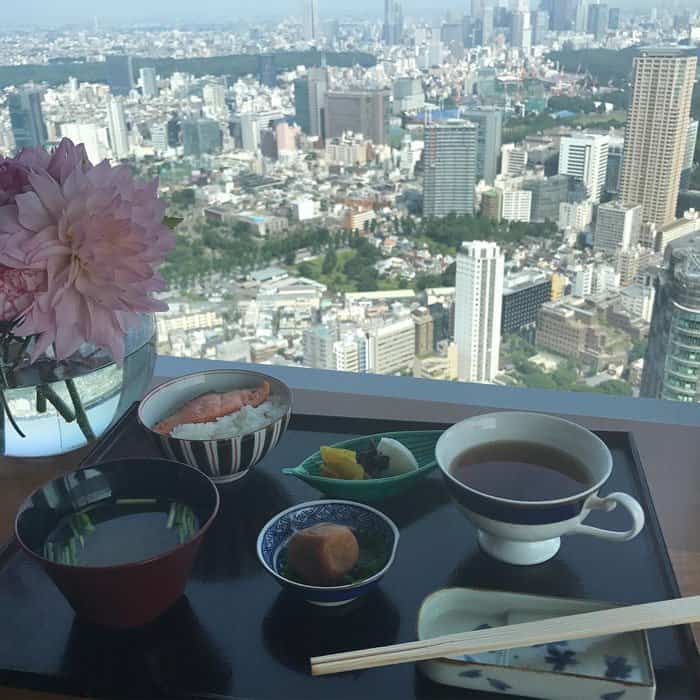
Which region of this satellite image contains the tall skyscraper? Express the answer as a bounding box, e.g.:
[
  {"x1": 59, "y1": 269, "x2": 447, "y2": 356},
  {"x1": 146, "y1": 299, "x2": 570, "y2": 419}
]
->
[
  {"x1": 383, "y1": 0, "x2": 404, "y2": 45},
  {"x1": 150, "y1": 122, "x2": 168, "y2": 152},
  {"x1": 240, "y1": 113, "x2": 261, "y2": 153},
  {"x1": 423, "y1": 119, "x2": 478, "y2": 218},
  {"x1": 501, "y1": 143, "x2": 528, "y2": 177},
  {"x1": 532, "y1": 10, "x2": 550, "y2": 44},
  {"x1": 139, "y1": 67, "x2": 158, "y2": 99},
  {"x1": 104, "y1": 55, "x2": 134, "y2": 96},
  {"x1": 107, "y1": 97, "x2": 129, "y2": 160},
  {"x1": 593, "y1": 202, "x2": 642, "y2": 253},
  {"x1": 461, "y1": 106, "x2": 503, "y2": 185},
  {"x1": 182, "y1": 119, "x2": 222, "y2": 157},
  {"x1": 608, "y1": 7, "x2": 620, "y2": 29},
  {"x1": 605, "y1": 135, "x2": 624, "y2": 196},
  {"x1": 455, "y1": 241, "x2": 505, "y2": 383},
  {"x1": 558, "y1": 132, "x2": 609, "y2": 203},
  {"x1": 575, "y1": 0, "x2": 589, "y2": 32},
  {"x1": 681, "y1": 118, "x2": 699, "y2": 191},
  {"x1": 621, "y1": 47, "x2": 697, "y2": 229},
  {"x1": 203, "y1": 83, "x2": 226, "y2": 111},
  {"x1": 587, "y1": 3, "x2": 609, "y2": 40},
  {"x1": 641, "y1": 234, "x2": 700, "y2": 402},
  {"x1": 325, "y1": 89, "x2": 390, "y2": 145},
  {"x1": 8, "y1": 87, "x2": 47, "y2": 151},
  {"x1": 302, "y1": 0, "x2": 320, "y2": 41},
  {"x1": 511, "y1": 11, "x2": 532, "y2": 51},
  {"x1": 548, "y1": 0, "x2": 578, "y2": 30},
  {"x1": 482, "y1": 6, "x2": 495, "y2": 44}
]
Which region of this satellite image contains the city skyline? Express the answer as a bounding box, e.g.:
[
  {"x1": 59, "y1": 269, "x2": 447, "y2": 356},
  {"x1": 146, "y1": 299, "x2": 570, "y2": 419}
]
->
[
  {"x1": 3, "y1": 2, "x2": 700, "y2": 404},
  {"x1": 0, "y1": 1, "x2": 690, "y2": 25}
]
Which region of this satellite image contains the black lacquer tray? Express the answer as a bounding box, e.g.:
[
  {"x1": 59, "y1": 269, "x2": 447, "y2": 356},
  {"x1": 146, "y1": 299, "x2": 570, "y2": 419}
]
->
[{"x1": 1, "y1": 405, "x2": 699, "y2": 699}]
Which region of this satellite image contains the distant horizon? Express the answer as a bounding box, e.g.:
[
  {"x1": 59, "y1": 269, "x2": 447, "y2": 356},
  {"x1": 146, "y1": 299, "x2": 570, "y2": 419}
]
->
[{"x1": 2, "y1": 0, "x2": 695, "y2": 28}]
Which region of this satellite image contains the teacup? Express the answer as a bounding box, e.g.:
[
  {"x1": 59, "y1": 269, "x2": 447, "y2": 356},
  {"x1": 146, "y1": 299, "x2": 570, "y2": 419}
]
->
[{"x1": 435, "y1": 412, "x2": 645, "y2": 566}]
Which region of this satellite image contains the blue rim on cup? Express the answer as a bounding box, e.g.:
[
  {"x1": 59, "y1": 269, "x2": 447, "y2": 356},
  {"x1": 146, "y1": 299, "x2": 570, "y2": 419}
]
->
[
  {"x1": 256, "y1": 500, "x2": 400, "y2": 606},
  {"x1": 138, "y1": 369, "x2": 292, "y2": 485}
]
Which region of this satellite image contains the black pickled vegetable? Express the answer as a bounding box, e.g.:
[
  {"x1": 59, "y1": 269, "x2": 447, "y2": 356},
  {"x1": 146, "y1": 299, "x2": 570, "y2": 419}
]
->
[{"x1": 356, "y1": 439, "x2": 391, "y2": 478}]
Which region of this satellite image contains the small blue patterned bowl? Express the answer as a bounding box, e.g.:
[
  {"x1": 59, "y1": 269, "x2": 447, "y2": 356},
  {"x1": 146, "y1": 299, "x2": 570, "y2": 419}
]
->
[{"x1": 256, "y1": 500, "x2": 399, "y2": 606}]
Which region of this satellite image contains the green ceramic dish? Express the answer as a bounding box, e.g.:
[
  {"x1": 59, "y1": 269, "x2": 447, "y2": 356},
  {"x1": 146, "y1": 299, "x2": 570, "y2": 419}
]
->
[{"x1": 282, "y1": 431, "x2": 441, "y2": 503}]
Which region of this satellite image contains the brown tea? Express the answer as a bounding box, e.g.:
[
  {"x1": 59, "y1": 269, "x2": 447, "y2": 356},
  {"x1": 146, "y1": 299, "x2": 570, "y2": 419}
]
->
[{"x1": 449, "y1": 441, "x2": 590, "y2": 502}]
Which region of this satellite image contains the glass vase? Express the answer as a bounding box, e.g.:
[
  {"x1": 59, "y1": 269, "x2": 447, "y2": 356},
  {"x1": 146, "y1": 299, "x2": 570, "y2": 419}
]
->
[{"x1": 1, "y1": 314, "x2": 157, "y2": 457}]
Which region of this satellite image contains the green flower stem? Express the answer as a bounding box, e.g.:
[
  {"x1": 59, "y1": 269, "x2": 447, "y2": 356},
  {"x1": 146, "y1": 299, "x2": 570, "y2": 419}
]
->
[
  {"x1": 36, "y1": 388, "x2": 47, "y2": 414},
  {"x1": 65, "y1": 378, "x2": 95, "y2": 442},
  {"x1": 38, "y1": 385, "x2": 76, "y2": 423}
]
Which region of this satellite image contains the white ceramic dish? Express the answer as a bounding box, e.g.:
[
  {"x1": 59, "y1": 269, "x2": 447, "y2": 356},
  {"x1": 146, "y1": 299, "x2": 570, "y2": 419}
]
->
[{"x1": 417, "y1": 587, "x2": 655, "y2": 700}]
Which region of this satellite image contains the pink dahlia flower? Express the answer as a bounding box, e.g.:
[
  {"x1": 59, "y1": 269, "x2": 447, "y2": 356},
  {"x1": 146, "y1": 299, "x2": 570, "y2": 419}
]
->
[
  {"x1": 0, "y1": 265, "x2": 45, "y2": 322},
  {"x1": 0, "y1": 146, "x2": 53, "y2": 206},
  {"x1": 0, "y1": 139, "x2": 175, "y2": 364}
]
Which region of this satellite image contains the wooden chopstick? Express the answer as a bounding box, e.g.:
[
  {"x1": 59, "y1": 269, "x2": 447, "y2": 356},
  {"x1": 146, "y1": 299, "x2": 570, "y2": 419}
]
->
[{"x1": 311, "y1": 595, "x2": 700, "y2": 676}]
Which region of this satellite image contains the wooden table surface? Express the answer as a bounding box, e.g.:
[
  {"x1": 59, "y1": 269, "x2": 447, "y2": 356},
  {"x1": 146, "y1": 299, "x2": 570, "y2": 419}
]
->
[{"x1": 0, "y1": 407, "x2": 699, "y2": 700}]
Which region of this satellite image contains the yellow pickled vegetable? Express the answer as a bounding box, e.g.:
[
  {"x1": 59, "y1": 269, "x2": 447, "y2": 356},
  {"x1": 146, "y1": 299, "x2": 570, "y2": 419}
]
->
[{"x1": 320, "y1": 446, "x2": 366, "y2": 480}]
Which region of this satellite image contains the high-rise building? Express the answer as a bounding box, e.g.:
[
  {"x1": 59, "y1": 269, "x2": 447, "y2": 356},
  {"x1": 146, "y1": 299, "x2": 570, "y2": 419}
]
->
[
  {"x1": 423, "y1": 119, "x2": 478, "y2": 218},
  {"x1": 641, "y1": 234, "x2": 700, "y2": 402},
  {"x1": 203, "y1": 83, "x2": 226, "y2": 112},
  {"x1": 501, "y1": 188, "x2": 532, "y2": 223},
  {"x1": 182, "y1": 119, "x2": 222, "y2": 157},
  {"x1": 104, "y1": 55, "x2": 134, "y2": 96},
  {"x1": 366, "y1": 317, "x2": 415, "y2": 374},
  {"x1": 294, "y1": 78, "x2": 312, "y2": 134},
  {"x1": 334, "y1": 331, "x2": 368, "y2": 373},
  {"x1": 608, "y1": 7, "x2": 620, "y2": 29},
  {"x1": 257, "y1": 54, "x2": 277, "y2": 88},
  {"x1": 461, "y1": 106, "x2": 503, "y2": 185},
  {"x1": 167, "y1": 114, "x2": 181, "y2": 148},
  {"x1": 501, "y1": 143, "x2": 528, "y2": 177},
  {"x1": 481, "y1": 188, "x2": 502, "y2": 221},
  {"x1": 532, "y1": 10, "x2": 550, "y2": 44},
  {"x1": 303, "y1": 325, "x2": 337, "y2": 370},
  {"x1": 559, "y1": 199, "x2": 594, "y2": 232},
  {"x1": 558, "y1": 132, "x2": 609, "y2": 203},
  {"x1": 621, "y1": 47, "x2": 697, "y2": 228},
  {"x1": 547, "y1": 0, "x2": 578, "y2": 30},
  {"x1": 412, "y1": 307, "x2": 434, "y2": 356},
  {"x1": 680, "y1": 118, "x2": 699, "y2": 191},
  {"x1": 594, "y1": 202, "x2": 642, "y2": 253},
  {"x1": 139, "y1": 67, "x2": 158, "y2": 99},
  {"x1": 523, "y1": 174, "x2": 573, "y2": 223},
  {"x1": 8, "y1": 87, "x2": 47, "y2": 151},
  {"x1": 605, "y1": 135, "x2": 624, "y2": 196},
  {"x1": 325, "y1": 89, "x2": 390, "y2": 146},
  {"x1": 511, "y1": 11, "x2": 532, "y2": 50},
  {"x1": 617, "y1": 246, "x2": 653, "y2": 287},
  {"x1": 151, "y1": 122, "x2": 168, "y2": 152},
  {"x1": 571, "y1": 263, "x2": 594, "y2": 298},
  {"x1": 482, "y1": 5, "x2": 495, "y2": 44},
  {"x1": 383, "y1": 0, "x2": 404, "y2": 45},
  {"x1": 455, "y1": 241, "x2": 505, "y2": 383},
  {"x1": 501, "y1": 268, "x2": 552, "y2": 336},
  {"x1": 59, "y1": 123, "x2": 106, "y2": 163},
  {"x1": 575, "y1": 0, "x2": 589, "y2": 32},
  {"x1": 587, "y1": 3, "x2": 609, "y2": 40},
  {"x1": 303, "y1": 0, "x2": 320, "y2": 41},
  {"x1": 107, "y1": 97, "x2": 129, "y2": 160},
  {"x1": 240, "y1": 113, "x2": 260, "y2": 153},
  {"x1": 392, "y1": 77, "x2": 424, "y2": 115}
]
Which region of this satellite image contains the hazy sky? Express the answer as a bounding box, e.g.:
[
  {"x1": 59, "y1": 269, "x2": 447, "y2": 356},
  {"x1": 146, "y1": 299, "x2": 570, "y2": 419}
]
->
[{"x1": 4, "y1": 0, "x2": 698, "y2": 26}]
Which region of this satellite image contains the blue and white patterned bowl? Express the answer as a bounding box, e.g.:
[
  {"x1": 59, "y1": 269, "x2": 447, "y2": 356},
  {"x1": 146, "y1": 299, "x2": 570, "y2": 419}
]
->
[
  {"x1": 138, "y1": 369, "x2": 292, "y2": 485},
  {"x1": 256, "y1": 500, "x2": 399, "y2": 606}
]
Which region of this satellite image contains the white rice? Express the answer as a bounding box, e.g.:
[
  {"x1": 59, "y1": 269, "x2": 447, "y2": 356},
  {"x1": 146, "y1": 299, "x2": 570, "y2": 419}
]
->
[{"x1": 170, "y1": 400, "x2": 287, "y2": 441}]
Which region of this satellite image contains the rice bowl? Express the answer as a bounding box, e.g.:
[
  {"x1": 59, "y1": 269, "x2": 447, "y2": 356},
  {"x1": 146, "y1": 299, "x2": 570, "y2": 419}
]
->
[{"x1": 138, "y1": 369, "x2": 292, "y2": 484}]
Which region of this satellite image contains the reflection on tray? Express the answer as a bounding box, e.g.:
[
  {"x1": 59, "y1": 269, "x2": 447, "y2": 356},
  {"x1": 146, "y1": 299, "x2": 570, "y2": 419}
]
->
[{"x1": 262, "y1": 588, "x2": 400, "y2": 674}]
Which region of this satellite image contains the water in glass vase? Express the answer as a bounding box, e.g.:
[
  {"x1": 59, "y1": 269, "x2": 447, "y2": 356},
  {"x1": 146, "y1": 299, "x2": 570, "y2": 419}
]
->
[{"x1": 1, "y1": 315, "x2": 156, "y2": 457}]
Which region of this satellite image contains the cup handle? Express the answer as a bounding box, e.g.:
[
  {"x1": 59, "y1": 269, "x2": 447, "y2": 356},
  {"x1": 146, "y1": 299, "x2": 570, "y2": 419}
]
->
[{"x1": 571, "y1": 493, "x2": 645, "y2": 542}]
